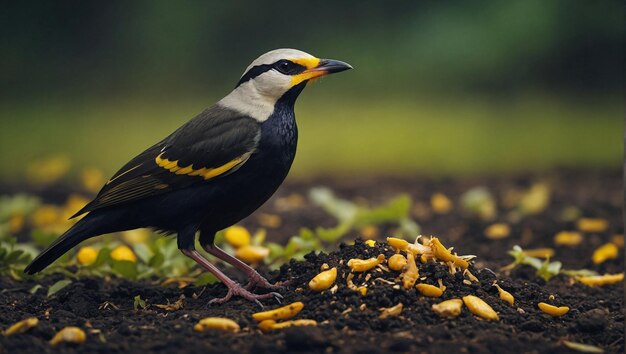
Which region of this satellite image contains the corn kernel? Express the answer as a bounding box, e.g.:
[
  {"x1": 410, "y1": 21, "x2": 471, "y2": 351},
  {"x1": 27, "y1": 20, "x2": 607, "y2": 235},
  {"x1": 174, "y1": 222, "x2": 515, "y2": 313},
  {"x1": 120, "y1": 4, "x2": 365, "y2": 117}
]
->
[
  {"x1": 553, "y1": 231, "x2": 583, "y2": 246},
  {"x1": 577, "y1": 218, "x2": 608, "y2": 233},
  {"x1": 347, "y1": 254, "x2": 385, "y2": 272},
  {"x1": 224, "y1": 225, "x2": 251, "y2": 248},
  {"x1": 592, "y1": 243, "x2": 618, "y2": 264},
  {"x1": 258, "y1": 319, "x2": 317, "y2": 332},
  {"x1": 430, "y1": 237, "x2": 468, "y2": 269},
  {"x1": 387, "y1": 237, "x2": 409, "y2": 251},
  {"x1": 309, "y1": 267, "x2": 337, "y2": 292},
  {"x1": 357, "y1": 286, "x2": 368, "y2": 296},
  {"x1": 2, "y1": 317, "x2": 38, "y2": 336},
  {"x1": 484, "y1": 223, "x2": 511, "y2": 239},
  {"x1": 538, "y1": 302, "x2": 569, "y2": 317},
  {"x1": 76, "y1": 247, "x2": 98, "y2": 266},
  {"x1": 49, "y1": 327, "x2": 86, "y2": 346},
  {"x1": 364, "y1": 240, "x2": 376, "y2": 247},
  {"x1": 578, "y1": 273, "x2": 624, "y2": 287},
  {"x1": 252, "y1": 302, "x2": 304, "y2": 322},
  {"x1": 493, "y1": 283, "x2": 514, "y2": 306},
  {"x1": 235, "y1": 245, "x2": 269, "y2": 264},
  {"x1": 432, "y1": 299, "x2": 463, "y2": 318},
  {"x1": 416, "y1": 283, "x2": 443, "y2": 297},
  {"x1": 431, "y1": 193, "x2": 453, "y2": 214},
  {"x1": 462, "y1": 295, "x2": 499, "y2": 321},
  {"x1": 402, "y1": 252, "x2": 419, "y2": 289},
  {"x1": 388, "y1": 254, "x2": 407, "y2": 271},
  {"x1": 194, "y1": 317, "x2": 240, "y2": 333},
  {"x1": 110, "y1": 245, "x2": 137, "y2": 263},
  {"x1": 379, "y1": 303, "x2": 403, "y2": 319}
]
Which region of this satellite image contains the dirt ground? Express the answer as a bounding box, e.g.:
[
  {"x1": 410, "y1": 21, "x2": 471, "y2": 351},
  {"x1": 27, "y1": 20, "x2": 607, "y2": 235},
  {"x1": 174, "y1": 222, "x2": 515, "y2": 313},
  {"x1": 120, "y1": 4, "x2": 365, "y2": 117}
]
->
[{"x1": 0, "y1": 169, "x2": 623, "y2": 353}]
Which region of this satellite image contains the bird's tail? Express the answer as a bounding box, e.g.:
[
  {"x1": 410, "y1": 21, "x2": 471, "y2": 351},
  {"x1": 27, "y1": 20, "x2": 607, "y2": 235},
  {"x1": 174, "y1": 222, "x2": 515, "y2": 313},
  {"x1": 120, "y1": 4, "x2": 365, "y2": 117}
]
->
[{"x1": 24, "y1": 212, "x2": 111, "y2": 274}]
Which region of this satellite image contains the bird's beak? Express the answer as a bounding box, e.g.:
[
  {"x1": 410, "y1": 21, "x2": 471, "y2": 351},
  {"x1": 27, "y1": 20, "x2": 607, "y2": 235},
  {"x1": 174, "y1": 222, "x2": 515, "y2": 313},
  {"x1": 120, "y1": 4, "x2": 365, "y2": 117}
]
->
[{"x1": 291, "y1": 59, "x2": 353, "y2": 86}]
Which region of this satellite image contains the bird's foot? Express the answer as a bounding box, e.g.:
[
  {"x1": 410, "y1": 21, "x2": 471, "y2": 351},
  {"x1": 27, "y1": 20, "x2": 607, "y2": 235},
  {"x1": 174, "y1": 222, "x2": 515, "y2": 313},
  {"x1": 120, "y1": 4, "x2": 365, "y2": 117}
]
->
[
  {"x1": 243, "y1": 274, "x2": 290, "y2": 291},
  {"x1": 208, "y1": 283, "x2": 283, "y2": 308}
]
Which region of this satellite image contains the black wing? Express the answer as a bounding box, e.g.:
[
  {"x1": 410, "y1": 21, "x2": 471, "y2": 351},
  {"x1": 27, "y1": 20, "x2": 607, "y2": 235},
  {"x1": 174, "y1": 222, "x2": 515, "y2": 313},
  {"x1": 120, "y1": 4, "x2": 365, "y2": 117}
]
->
[{"x1": 72, "y1": 106, "x2": 260, "y2": 218}]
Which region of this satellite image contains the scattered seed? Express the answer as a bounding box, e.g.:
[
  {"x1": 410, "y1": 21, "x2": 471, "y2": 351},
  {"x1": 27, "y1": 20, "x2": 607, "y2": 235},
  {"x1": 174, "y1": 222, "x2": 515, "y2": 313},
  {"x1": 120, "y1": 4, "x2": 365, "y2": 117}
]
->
[
  {"x1": 252, "y1": 302, "x2": 304, "y2": 322},
  {"x1": 591, "y1": 243, "x2": 618, "y2": 264},
  {"x1": 538, "y1": 302, "x2": 569, "y2": 317},
  {"x1": 388, "y1": 254, "x2": 407, "y2": 271},
  {"x1": 49, "y1": 327, "x2": 86, "y2": 346},
  {"x1": 194, "y1": 317, "x2": 240, "y2": 333},
  {"x1": 402, "y1": 252, "x2": 419, "y2": 289},
  {"x1": 577, "y1": 273, "x2": 624, "y2": 287},
  {"x1": 577, "y1": 218, "x2": 608, "y2": 233},
  {"x1": 320, "y1": 263, "x2": 330, "y2": 271},
  {"x1": 379, "y1": 303, "x2": 403, "y2": 319},
  {"x1": 431, "y1": 193, "x2": 453, "y2": 214},
  {"x1": 110, "y1": 245, "x2": 137, "y2": 263},
  {"x1": 348, "y1": 254, "x2": 385, "y2": 272},
  {"x1": 416, "y1": 283, "x2": 443, "y2": 297},
  {"x1": 484, "y1": 223, "x2": 511, "y2": 239},
  {"x1": 554, "y1": 231, "x2": 583, "y2": 246},
  {"x1": 224, "y1": 225, "x2": 251, "y2": 248},
  {"x1": 387, "y1": 237, "x2": 409, "y2": 251},
  {"x1": 562, "y1": 340, "x2": 604, "y2": 353},
  {"x1": 364, "y1": 239, "x2": 376, "y2": 247},
  {"x1": 76, "y1": 247, "x2": 98, "y2": 266},
  {"x1": 462, "y1": 295, "x2": 499, "y2": 321},
  {"x1": 493, "y1": 283, "x2": 514, "y2": 306},
  {"x1": 462, "y1": 280, "x2": 472, "y2": 285},
  {"x1": 2, "y1": 317, "x2": 38, "y2": 336},
  {"x1": 360, "y1": 225, "x2": 380, "y2": 239},
  {"x1": 430, "y1": 238, "x2": 468, "y2": 269},
  {"x1": 432, "y1": 299, "x2": 463, "y2": 318},
  {"x1": 359, "y1": 303, "x2": 367, "y2": 311},
  {"x1": 357, "y1": 286, "x2": 367, "y2": 296},
  {"x1": 463, "y1": 269, "x2": 479, "y2": 282},
  {"x1": 257, "y1": 213, "x2": 282, "y2": 228},
  {"x1": 235, "y1": 245, "x2": 270, "y2": 264},
  {"x1": 259, "y1": 319, "x2": 317, "y2": 332},
  {"x1": 309, "y1": 267, "x2": 337, "y2": 292}
]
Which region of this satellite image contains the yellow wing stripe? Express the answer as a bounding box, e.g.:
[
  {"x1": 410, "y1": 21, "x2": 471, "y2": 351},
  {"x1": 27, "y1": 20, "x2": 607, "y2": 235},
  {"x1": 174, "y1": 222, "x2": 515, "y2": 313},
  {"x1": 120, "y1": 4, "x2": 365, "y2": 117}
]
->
[{"x1": 155, "y1": 153, "x2": 244, "y2": 180}]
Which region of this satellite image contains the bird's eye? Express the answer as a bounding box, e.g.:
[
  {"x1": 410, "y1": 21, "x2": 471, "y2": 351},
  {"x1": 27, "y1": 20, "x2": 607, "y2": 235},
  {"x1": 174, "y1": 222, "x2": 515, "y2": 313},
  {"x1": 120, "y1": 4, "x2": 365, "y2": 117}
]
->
[{"x1": 274, "y1": 60, "x2": 300, "y2": 75}]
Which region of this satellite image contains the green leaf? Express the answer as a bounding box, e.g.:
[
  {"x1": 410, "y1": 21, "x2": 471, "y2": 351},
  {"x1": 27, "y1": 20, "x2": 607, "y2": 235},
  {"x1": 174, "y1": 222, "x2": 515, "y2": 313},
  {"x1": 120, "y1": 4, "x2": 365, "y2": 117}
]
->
[
  {"x1": 47, "y1": 279, "x2": 72, "y2": 297},
  {"x1": 111, "y1": 260, "x2": 138, "y2": 279},
  {"x1": 148, "y1": 251, "x2": 165, "y2": 268},
  {"x1": 29, "y1": 284, "x2": 43, "y2": 294},
  {"x1": 90, "y1": 247, "x2": 111, "y2": 268},
  {"x1": 133, "y1": 295, "x2": 146, "y2": 310},
  {"x1": 194, "y1": 273, "x2": 218, "y2": 286}
]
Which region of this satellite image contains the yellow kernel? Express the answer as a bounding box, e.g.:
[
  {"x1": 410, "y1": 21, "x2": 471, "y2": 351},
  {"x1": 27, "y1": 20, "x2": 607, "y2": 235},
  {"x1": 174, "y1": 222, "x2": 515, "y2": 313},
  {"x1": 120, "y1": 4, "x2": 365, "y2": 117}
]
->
[
  {"x1": 224, "y1": 225, "x2": 251, "y2": 248},
  {"x1": 235, "y1": 245, "x2": 269, "y2": 264},
  {"x1": 592, "y1": 243, "x2": 618, "y2": 264},
  {"x1": 577, "y1": 218, "x2": 608, "y2": 233},
  {"x1": 484, "y1": 223, "x2": 511, "y2": 239},
  {"x1": 110, "y1": 245, "x2": 137, "y2": 263},
  {"x1": 553, "y1": 231, "x2": 583, "y2": 246},
  {"x1": 538, "y1": 302, "x2": 569, "y2": 317},
  {"x1": 252, "y1": 302, "x2": 304, "y2": 322},
  {"x1": 387, "y1": 237, "x2": 409, "y2": 251},
  {"x1": 194, "y1": 317, "x2": 240, "y2": 333},
  {"x1": 357, "y1": 286, "x2": 368, "y2": 296},
  {"x1": 360, "y1": 225, "x2": 379, "y2": 239},
  {"x1": 432, "y1": 299, "x2": 463, "y2": 318},
  {"x1": 521, "y1": 248, "x2": 555, "y2": 258},
  {"x1": 320, "y1": 263, "x2": 330, "y2": 271},
  {"x1": 577, "y1": 273, "x2": 624, "y2": 287},
  {"x1": 430, "y1": 237, "x2": 468, "y2": 269},
  {"x1": 257, "y1": 213, "x2": 282, "y2": 228},
  {"x1": 364, "y1": 240, "x2": 376, "y2": 247},
  {"x1": 347, "y1": 254, "x2": 385, "y2": 272},
  {"x1": 309, "y1": 267, "x2": 337, "y2": 292},
  {"x1": 379, "y1": 303, "x2": 403, "y2": 319},
  {"x1": 431, "y1": 193, "x2": 453, "y2": 214},
  {"x1": 2, "y1": 317, "x2": 38, "y2": 336},
  {"x1": 259, "y1": 319, "x2": 317, "y2": 332},
  {"x1": 462, "y1": 295, "x2": 499, "y2": 321},
  {"x1": 388, "y1": 254, "x2": 407, "y2": 271},
  {"x1": 416, "y1": 283, "x2": 443, "y2": 297},
  {"x1": 402, "y1": 252, "x2": 419, "y2": 289},
  {"x1": 76, "y1": 247, "x2": 98, "y2": 266},
  {"x1": 49, "y1": 327, "x2": 86, "y2": 346},
  {"x1": 493, "y1": 283, "x2": 514, "y2": 306},
  {"x1": 31, "y1": 205, "x2": 61, "y2": 228}
]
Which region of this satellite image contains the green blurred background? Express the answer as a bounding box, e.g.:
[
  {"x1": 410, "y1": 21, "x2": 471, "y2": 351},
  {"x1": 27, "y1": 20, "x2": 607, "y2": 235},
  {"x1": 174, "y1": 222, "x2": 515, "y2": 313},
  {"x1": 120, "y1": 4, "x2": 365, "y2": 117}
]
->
[{"x1": 0, "y1": 0, "x2": 623, "y2": 183}]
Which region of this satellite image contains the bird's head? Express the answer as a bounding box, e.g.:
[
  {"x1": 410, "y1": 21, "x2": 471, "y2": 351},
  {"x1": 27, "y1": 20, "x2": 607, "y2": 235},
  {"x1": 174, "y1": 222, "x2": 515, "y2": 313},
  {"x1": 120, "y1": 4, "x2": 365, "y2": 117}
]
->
[{"x1": 219, "y1": 48, "x2": 352, "y2": 121}]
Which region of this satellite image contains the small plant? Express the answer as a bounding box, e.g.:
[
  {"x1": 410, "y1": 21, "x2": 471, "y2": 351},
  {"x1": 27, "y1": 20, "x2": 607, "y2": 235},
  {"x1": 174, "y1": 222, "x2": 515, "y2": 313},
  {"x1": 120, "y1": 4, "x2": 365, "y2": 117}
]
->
[
  {"x1": 503, "y1": 245, "x2": 597, "y2": 281},
  {"x1": 133, "y1": 295, "x2": 147, "y2": 310}
]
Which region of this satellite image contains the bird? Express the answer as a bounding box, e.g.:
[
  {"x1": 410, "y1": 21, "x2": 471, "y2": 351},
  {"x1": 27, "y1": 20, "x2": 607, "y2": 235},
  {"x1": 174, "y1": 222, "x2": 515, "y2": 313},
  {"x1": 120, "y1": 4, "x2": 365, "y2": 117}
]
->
[{"x1": 24, "y1": 48, "x2": 352, "y2": 305}]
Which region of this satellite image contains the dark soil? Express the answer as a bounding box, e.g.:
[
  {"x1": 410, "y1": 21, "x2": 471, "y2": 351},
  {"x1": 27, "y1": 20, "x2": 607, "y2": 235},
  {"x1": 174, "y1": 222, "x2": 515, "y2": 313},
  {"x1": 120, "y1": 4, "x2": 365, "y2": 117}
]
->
[{"x1": 1, "y1": 170, "x2": 624, "y2": 353}]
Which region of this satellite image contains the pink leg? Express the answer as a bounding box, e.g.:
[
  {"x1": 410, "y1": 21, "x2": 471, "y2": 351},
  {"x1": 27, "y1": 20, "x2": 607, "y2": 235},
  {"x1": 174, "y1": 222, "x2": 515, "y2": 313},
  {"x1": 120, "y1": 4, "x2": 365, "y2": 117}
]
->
[
  {"x1": 203, "y1": 244, "x2": 285, "y2": 290},
  {"x1": 181, "y1": 249, "x2": 282, "y2": 307}
]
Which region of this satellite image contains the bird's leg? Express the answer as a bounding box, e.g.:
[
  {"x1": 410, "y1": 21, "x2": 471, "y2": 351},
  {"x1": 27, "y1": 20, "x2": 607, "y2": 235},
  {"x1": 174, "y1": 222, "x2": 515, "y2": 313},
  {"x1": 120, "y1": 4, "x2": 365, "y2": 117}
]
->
[
  {"x1": 180, "y1": 249, "x2": 282, "y2": 307},
  {"x1": 203, "y1": 244, "x2": 286, "y2": 291}
]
